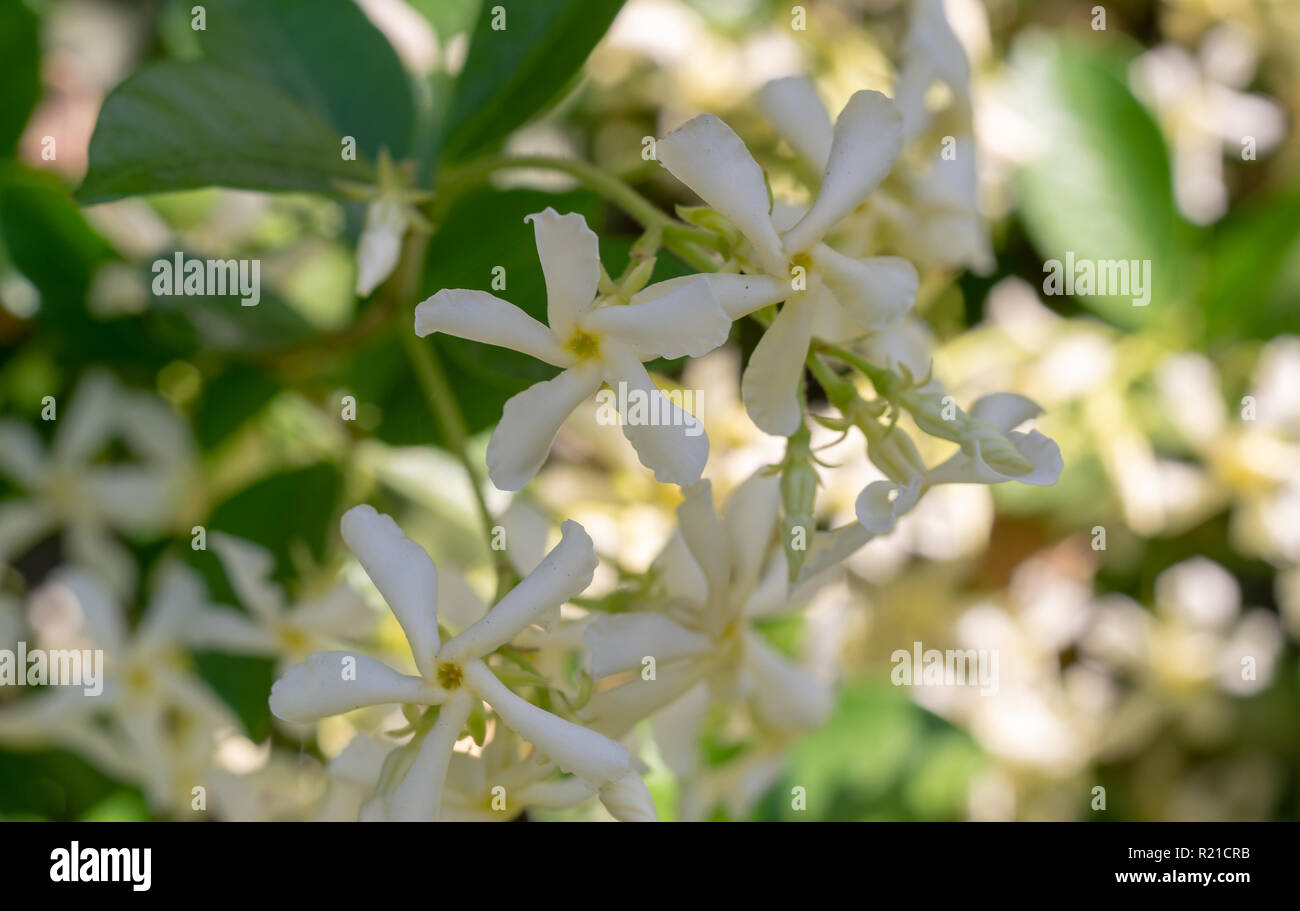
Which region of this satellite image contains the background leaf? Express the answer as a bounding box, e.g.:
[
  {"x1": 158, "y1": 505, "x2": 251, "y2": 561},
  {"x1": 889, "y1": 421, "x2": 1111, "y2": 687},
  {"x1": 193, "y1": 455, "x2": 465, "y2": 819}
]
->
[{"x1": 0, "y1": 0, "x2": 40, "y2": 156}]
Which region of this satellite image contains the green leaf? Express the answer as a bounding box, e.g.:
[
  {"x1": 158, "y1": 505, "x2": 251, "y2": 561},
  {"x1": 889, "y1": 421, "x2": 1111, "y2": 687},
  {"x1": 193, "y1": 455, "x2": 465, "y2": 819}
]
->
[
  {"x1": 200, "y1": 0, "x2": 415, "y2": 161},
  {"x1": 1200, "y1": 189, "x2": 1300, "y2": 342},
  {"x1": 0, "y1": 0, "x2": 40, "y2": 155},
  {"x1": 1009, "y1": 32, "x2": 1191, "y2": 330},
  {"x1": 78, "y1": 61, "x2": 369, "y2": 204},
  {"x1": 207, "y1": 462, "x2": 342, "y2": 571},
  {"x1": 195, "y1": 365, "x2": 282, "y2": 449},
  {"x1": 441, "y1": 0, "x2": 626, "y2": 159}
]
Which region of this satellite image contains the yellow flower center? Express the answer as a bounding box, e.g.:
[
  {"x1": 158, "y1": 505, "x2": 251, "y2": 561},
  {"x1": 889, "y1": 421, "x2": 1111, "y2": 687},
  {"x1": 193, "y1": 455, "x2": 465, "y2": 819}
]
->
[
  {"x1": 436, "y1": 661, "x2": 464, "y2": 690},
  {"x1": 565, "y1": 329, "x2": 601, "y2": 361}
]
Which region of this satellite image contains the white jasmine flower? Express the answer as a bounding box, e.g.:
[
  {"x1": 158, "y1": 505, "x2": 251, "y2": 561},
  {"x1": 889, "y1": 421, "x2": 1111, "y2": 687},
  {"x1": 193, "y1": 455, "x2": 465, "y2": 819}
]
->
[
  {"x1": 185, "y1": 532, "x2": 376, "y2": 668},
  {"x1": 268, "y1": 504, "x2": 652, "y2": 821},
  {"x1": 416, "y1": 208, "x2": 732, "y2": 490},
  {"x1": 347, "y1": 150, "x2": 432, "y2": 297},
  {"x1": 0, "y1": 370, "x2": 193, "y2": 596},
  {"x1": 658, "y1": 90, "x2": 917, "y2": 435},
  {"x1": 583, "y1": 473, "x2": 834, "y2": 740}
]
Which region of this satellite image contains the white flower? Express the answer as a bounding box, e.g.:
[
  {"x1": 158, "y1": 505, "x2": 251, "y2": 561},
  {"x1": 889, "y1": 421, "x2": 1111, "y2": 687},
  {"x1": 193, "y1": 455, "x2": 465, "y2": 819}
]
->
[
  {"x1": 350, "y1": 150, "x2": 430, "y2": 296},
  {"x1": 657, "y1": 89, "x2": 917, "y2": 435},
  {"x1": 185, "y1": 532, "x2": 376, "y2": 668},
  {"x1": 268, "y1": 504, "x2": 653, "y2": 821},
  {"x1": 582, "y1": 473, "x2": 834, "y2": 742},
  {"x1": 415, "y1": 207, "x2": 732, "y2": 490},
  {"x1": 0, "y1": 370, "x2": 193, "y2": 596}
]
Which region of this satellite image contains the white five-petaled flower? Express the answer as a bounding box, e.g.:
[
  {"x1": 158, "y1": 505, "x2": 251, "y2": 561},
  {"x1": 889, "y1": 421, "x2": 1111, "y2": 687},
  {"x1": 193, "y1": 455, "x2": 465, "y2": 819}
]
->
[
  {"x1": 268, "y1": 504, "x2": 654, "y2": 821},
  {"x1": 0, "y1": 370, "x2": 193, "y2": 596},
  {"x1": 415, "y1": 207, "x2": 734, "y2": 490},
  {"x1": 582, "y1": 472, "x2": 834, "y2": 742},
  {"x1": 656, "y1": 89, "x2": 918, "y2": 436},
  {"x1": 854, "y1": 392, "x2": 1063, "y2": 535}
]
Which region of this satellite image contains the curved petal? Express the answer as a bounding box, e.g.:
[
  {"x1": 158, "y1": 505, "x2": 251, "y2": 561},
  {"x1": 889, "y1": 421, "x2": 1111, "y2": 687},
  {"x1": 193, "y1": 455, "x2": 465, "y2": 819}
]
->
[
  {"x1": 969, "y1": 393, "x2": 1044, "y2": 433},
  {"x1": 781, "y1": 91, "x2": 903, "y2": 254},
  {"x1": 649, "y1": 680, "x2": 710, "y2": 779},
  {"x1": 741, "y1": 295, "x2": 814, "y2": 436},
  {"x1": 498, "y1": 498, "x2": 550, "y2": 577},
  {"x1": 0, "y1": 500, "x2": 55, "y2": 566},
  {"x1": 599, "y1": 770, "x2": 658, "y2": 822},
  {"x1": 584, "y1": 612, "x2": 713, "y2": 679},
  {"x1": 583, "y1": 277, "x2": 730, "y2": 360},
  {"x1": 54, "y1": 370, "x2": 119, "y2": 466},
  {"x1": 631, "y1": 273, "x2": 788, "y2": 320},
  {"x1": 514, "y1": 775, "x2": 599, "y2": 811},
  {"x1": 812, "y1": 246, "x2": 917, "y2": 329},
  {"x1": 485, "y1": 364, "x2": 604, "y2": 492},
  {"x1": 182, "y1": 607, "x2": 276, "y2": 655},
  {"x1": 81, "y1": 466, "x2": 179, "y2": 530},
  {"x1": 210, "y1": 533, "x2": 285, "y2": 620},
  {"x1": 744, "y1": 631, "x2": 833, "y2": 729},
  {"x1": 340, "y1": 505, "x2": 440, "y2": 677},
  {"x1": 290, "y1": 584, "x2": 376, "y2": 642},
  {"x1": 656, "y1": 114, "x2": 786, "y2": 275},
  {"x1": 269, "y1": 651, "x2": 437, "y2": 724},
  {"x1": 927, "y1": 430, "x2": 1063, "y2": 487},
  {"x1": 374, "y1": 690, "x2": 472, "y2": 822},
  {"x1": 525, "y1": 208, "x2": 600, "y2": 338},
  {"x1": 439, "y1": 521, "x2": 596, "y2": 661},
  {"x1": 136, "y1": 560, "x2": 209, "y2": 650},
  {"x1": 854, "y1": 477, "x2": 923, "y2": 533},
  {"x1": 581, "y1": 656, "x2": 710, "y2": 740},
  {"x1": 604, "y1": 350, "x2": 709, "y2": 486},
  {"x1": 414, "y1": 289, "x2": 570, "y2": 367},
  {"x1": 722, "y1": 471, "x2": 782, "y2": 601},
  {"x1": 464, "y1": 659, "x2": 631, "y2": 785},
  {"x1": 675, "y1": 480, "x2": 729, "y2": 607},
  {"x1": 757, "y1": 76, "x2": 834, "y2": 171},
  {"x1": 31, "y1": 567, "x2": 125, "y2": 653},
  {"x1": 355, "y1": 198, "x2": 408, "y2": 297}
]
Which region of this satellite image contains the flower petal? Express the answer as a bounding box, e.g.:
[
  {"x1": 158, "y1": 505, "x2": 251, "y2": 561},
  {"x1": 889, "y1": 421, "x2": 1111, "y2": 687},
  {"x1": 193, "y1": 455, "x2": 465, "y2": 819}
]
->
[
  {"x1": 583, "y1": 277, "x2": 730, "y2": 360},
  {"x1": 53, "y1": 370, "x2": 119, "y2": 465},
  {"x1": 969, "y1": 393, "x2": 1044, "y2": 433},
  {"x1": 812, "y1": 245, "x2": 917, "y2": 329},
  {"x1": 722, "y1": 471, "x2": 782, "y2": 600},
  {"x1": 440, "y1": 520, "x2": 596, "y2": 661},
  {"x1": 340, "y1": 505, "x2": 440, "y2": 677},
  {"x1": 675, "y1": 480, "x2": 729, "y2": 607},
  {"x1": 82, "y1": 466, "x2": 179, "y2": 530},
  {"x1": 854, "y1": 477, "x2": 923, "y2": 533},
  {"x1": 604, "y1": 350, "x2": 709, "y2": 486},
  {"x1": 927, "y1": 430, "x2": 1064, "y2": 487},
  {"x1": 355, "y1": 198, "x2": 408, "y2": 297},
  {"x1": 269, "y1": 651, "x2": 436, "y2": 724},
  {"x1": 210, "y1": 532, "x2": 285, "y2": 620},
  {"x1": 414, "y1": 289, "x2": 570, "y2": 367},
  {"x1": 631, "y1": 273, "x2": 788, "y2": 320},
  {"x1": 781, "y1": 90, "x2": 903, "y2": 254},
  {"x1": 744, "y1": 631, "x2": 833, "y2": 729},
  {"x1": 656, "y1": 114, "x2": 786, "y2": 275},
  {"x1": 525, "y1": 208, "x2": 600, "y2": 339},
  {"x1": 584, "y1": 612, "x2": 713, "y2": 679},
  {"x1": 464, "y1": 659, "x2": 631, "y2": 784},
  {"x1": 485, "y1": 364, "x2": 604, "y2": 491},
  {"x1": 581, "y1": 657, "x2": 710, "y2": 740},
  {"x1": 31, "y1": 567, "x2": 126, "y2": 653},
  {"x1": 370, "y1": 690, "x2": 472, "y2": 822},
  {"x1": 599, "y1": 770, "x2": 658, "y2": 822},
  {"x1": 741, "y1": 295, "x2": 814, "y2": 436},
  {"x1": 756, "y1": 75, "x2": 834, "y2": 171},
  {"x1": 0, "y1": 421, "x2": 46, "y2": 487}
]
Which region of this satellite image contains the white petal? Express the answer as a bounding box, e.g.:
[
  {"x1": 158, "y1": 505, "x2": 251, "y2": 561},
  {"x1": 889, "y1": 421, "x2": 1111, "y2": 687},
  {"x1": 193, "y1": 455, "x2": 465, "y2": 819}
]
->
[
  {"x1": 0, "y1": 500, "x2": 55, "y2": 565},
  {"x1": 183, "y1": 607, "x2": 276, "y2": 655},
  {"x1": 378, "y1": 690, "x2": 472, "y2": 822},
  {"x1": 756, "y1": 76, "x2": 834, "y2": 171},
  {"x1": 656, "y1": 114, "x2": 786, "y2": 275},
  {"x1": 414, "y1": 289, "x2": 570, "y2": 367},
  {"x1": 31, "y1": 567, "x2": 125, "y2": 653},
  {"x1": 525, "y1": 208, "x2": 600, "y2": 338},
  {"x1": 795, "y1": 523, "x2": 873, "y2": 586},
  {"x1": 210, "y1": 532, "x2": 285, "y2": 619},
  {"x1": 64, "y1": 522, "x2": 136, "y2": 598},
  {"x1": 781, "y1": 91, "x2": 903, "y2": 254},
  {"x1": 290, "y1": 584, "x2": 376, "y2": 641},
  {"x1": 439, "y1": 520, "x2": 596, "y2": 661},
  {"x1": 744, "y1": 631, "x2": 832, "y2": 729},
  {"x1": 674, "y1": 480, "x2": 729, "y2": 607},
  {"x1": 464, "y1": 660, "x2": 631, "y2": 784},
  {"x1": 854, "y1": 477, "x2": 923, "y2": 534},
  {"x1": 434, "y1": 569, "x2": 489, "y2": 634},
  {"x1": 722, "y1": 471, "x2": 782, "y2": 600},
  {"x1": 515, "y1": 776, "x2": 599, "y2": 810},
  {"x1": 599, "y1": 770, "x2": 658, "y2": 822},
  {"x1": 355, "y1": 198, "x2": 408, "y2": 297},
  {"x1": 485, "y1": 364, "x2": 603, "y2": 491},
  {"x1": 581, "y1": 657, "x2": 711, "y2": 739},
  {"x1": 631, "y1": 273, "x2": 788, "y2": 320},
  {"x1": 340, "y1": 505, "x2": 440, "y2": 677},
  {"x1": 582, "y1": 277, "x2": 730, "y2": 360},
  {"x1": 136, "y1": 561, "x2": 210, "y2": 649},
  {"x1": 651, "y1": 531, "x2": 708, "y2": 609},
  {"x1": 649, "y1": 681, "x2": 710, "y2": 778},
  {"x1": 812, "y1": 246, "x2": 917, "y2": 329},
  {"x1": 969, "y1": 393, "x2": 1044, "y2": 433},
  {"x1": 584, "y1": 612, "x2": 713, "y2": 679},
  {"x1": 0, "y1": 421, "x2": 46, "y2": 487},
  {"x1": 81, "y1": 466, "x2": 178, "y2": 530},
  {"x1": 741, "y1": 295, "x2": 814, "y2": 436},
  {"x1": 605, "y1": 350, "x2": 709, "y2": 486},
  {"x1": 53, "y1": 370, "x2": 119, "y2": 465},
  {"x1": 269, "y1": 651, "x2": 436, "y2": 723},
  {"x1": 927, "y1": 430, "x2": 1063, "y2": 487},
  {"x1": 498, "y1": 498, "x2": 550, "y2": 577}
]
